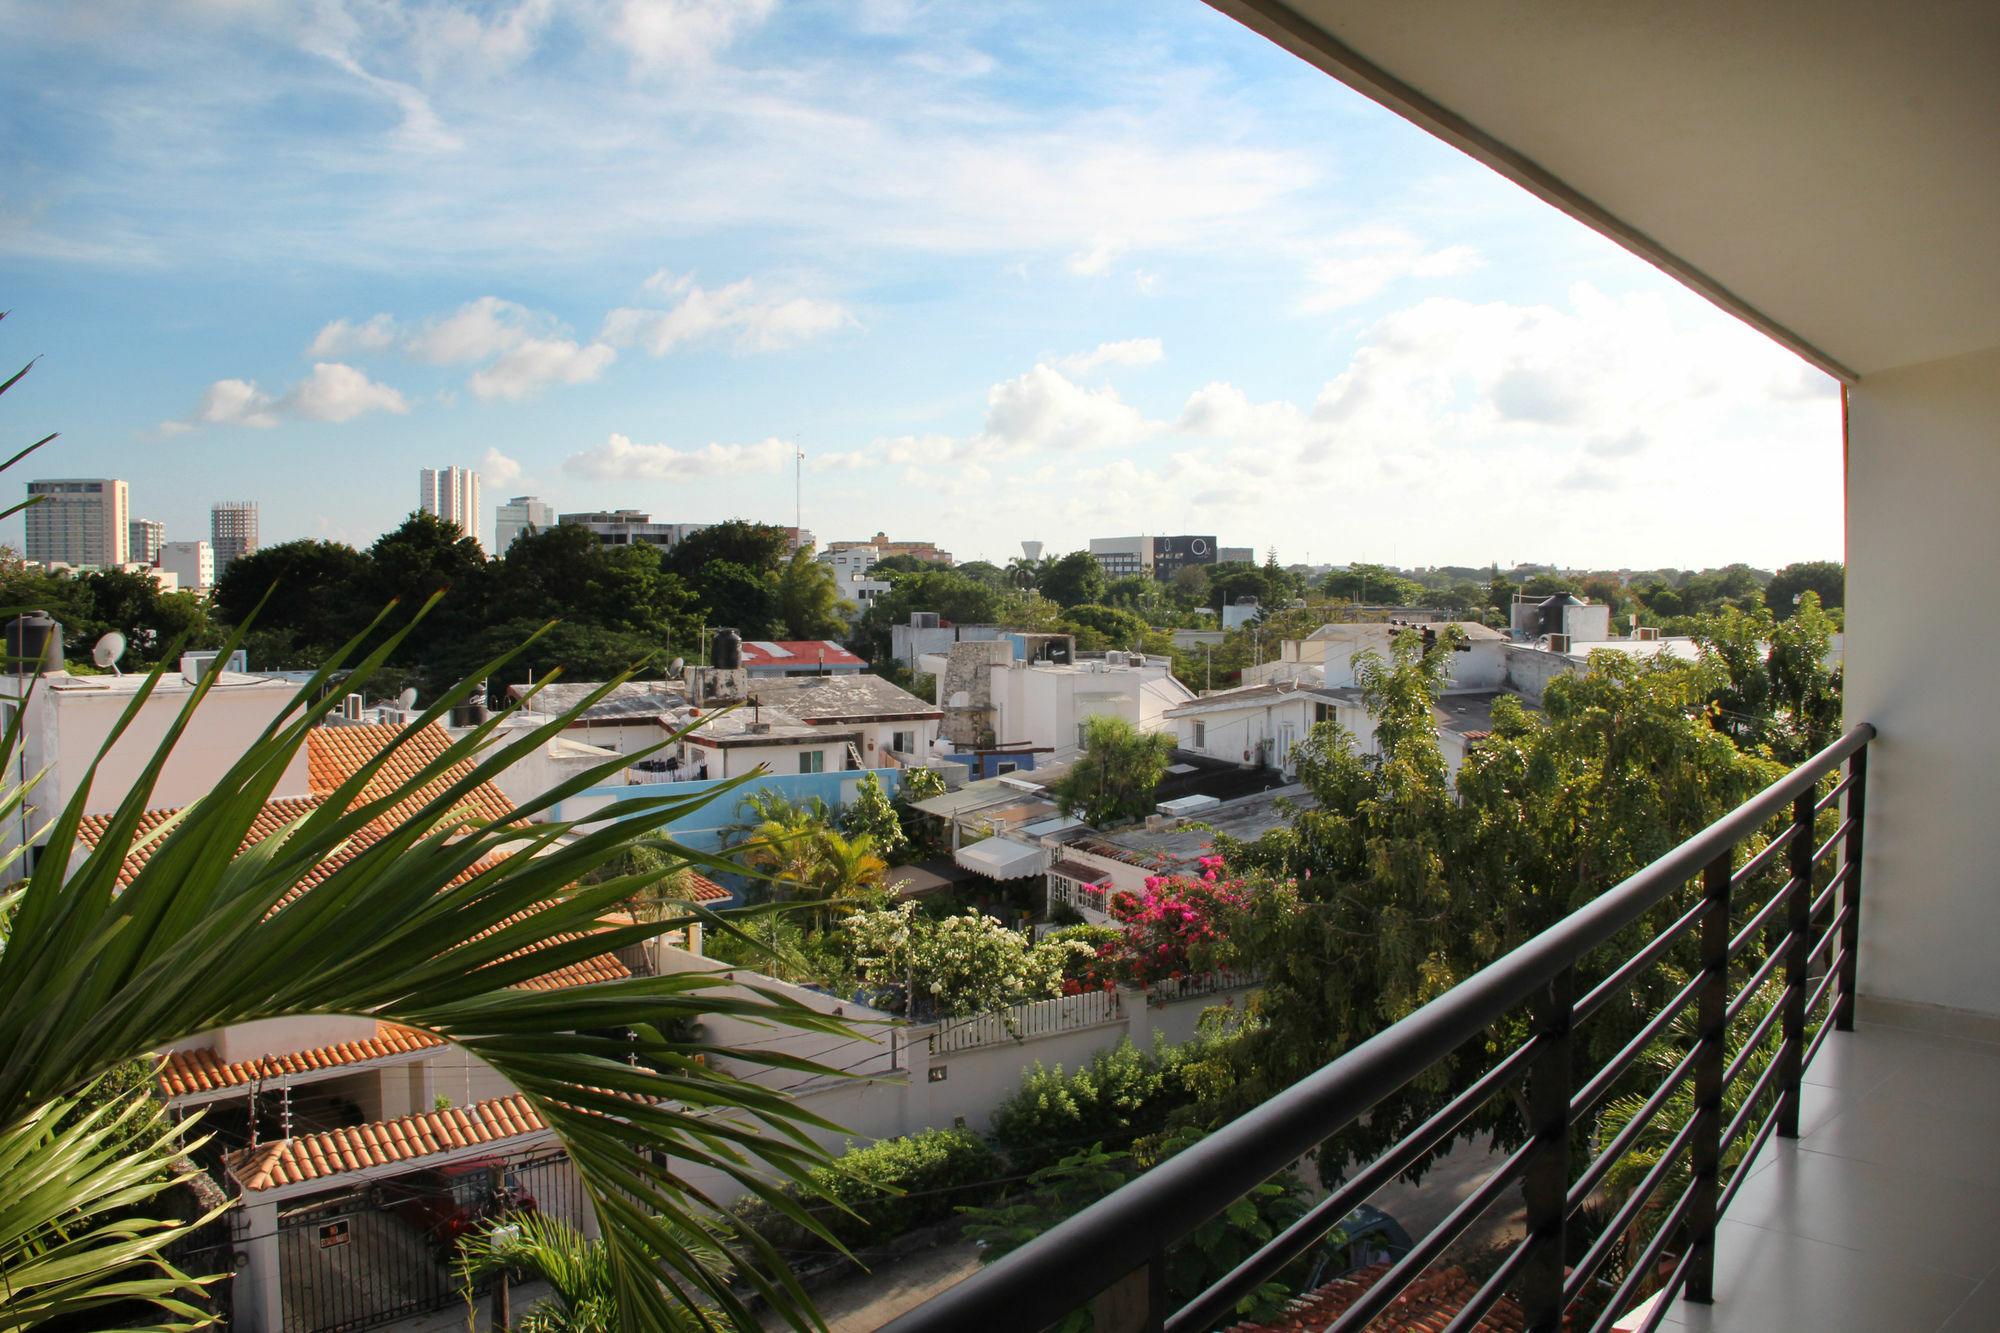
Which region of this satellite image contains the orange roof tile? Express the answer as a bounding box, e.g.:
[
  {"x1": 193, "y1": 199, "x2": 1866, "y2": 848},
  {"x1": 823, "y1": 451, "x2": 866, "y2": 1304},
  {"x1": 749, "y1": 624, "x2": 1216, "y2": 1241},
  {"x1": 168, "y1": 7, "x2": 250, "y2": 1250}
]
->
[
  {"x1": 157, "y1": 1022, "x2": 445, "y2": 1099},
  {"x1": 228, "y1": 1093, "x2": 549, "y2": 1192},
  {"x1": 1224, "y1": 1263, "x2": 1527, "y2": 1333},
  {"x1": 307, "y1": 722, "x2": 516, "y2": 835},
  {"x1": 682, "y1": 873, "x2": 731, "y2": 903},
  {"x1": 76, "y1": 797, "x2": 327, "y2": 888}
]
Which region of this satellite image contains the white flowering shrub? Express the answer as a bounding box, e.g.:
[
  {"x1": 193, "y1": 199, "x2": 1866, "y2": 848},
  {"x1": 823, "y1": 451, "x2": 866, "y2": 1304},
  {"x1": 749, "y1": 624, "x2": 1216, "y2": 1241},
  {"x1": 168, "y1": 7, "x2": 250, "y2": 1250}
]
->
[{"x1": 842, "y1": 903, "x2": 1092, "y2": 1017}]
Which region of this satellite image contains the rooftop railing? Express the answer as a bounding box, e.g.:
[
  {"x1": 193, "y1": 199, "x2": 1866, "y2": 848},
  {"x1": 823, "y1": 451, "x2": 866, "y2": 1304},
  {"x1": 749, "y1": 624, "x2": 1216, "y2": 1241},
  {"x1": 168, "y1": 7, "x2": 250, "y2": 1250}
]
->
[{"x1": 880, "y1": 724, "x2": 1873, "y2": 1333}]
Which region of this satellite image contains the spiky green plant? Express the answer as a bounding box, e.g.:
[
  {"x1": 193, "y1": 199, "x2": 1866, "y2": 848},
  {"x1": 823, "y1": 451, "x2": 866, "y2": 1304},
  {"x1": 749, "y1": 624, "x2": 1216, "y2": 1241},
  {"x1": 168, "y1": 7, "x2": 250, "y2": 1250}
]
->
[{"x1": 0, "y1": 325, "x2": 851, "y2": 1332}]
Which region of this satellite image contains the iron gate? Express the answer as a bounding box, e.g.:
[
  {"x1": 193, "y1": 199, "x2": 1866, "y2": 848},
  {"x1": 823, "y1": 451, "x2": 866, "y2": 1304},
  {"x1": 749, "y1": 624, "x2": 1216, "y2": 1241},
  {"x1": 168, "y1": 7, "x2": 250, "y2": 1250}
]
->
[{"x1": 277, "y1": 1149, "x2": 586, "y2": 1333}]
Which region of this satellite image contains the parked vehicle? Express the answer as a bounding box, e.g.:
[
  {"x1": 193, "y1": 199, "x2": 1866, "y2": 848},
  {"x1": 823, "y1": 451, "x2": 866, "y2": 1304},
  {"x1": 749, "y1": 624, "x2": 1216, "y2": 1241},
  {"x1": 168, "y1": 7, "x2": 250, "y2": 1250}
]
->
[{"x1": 371, "y1": 1159, "x2": 538, "y2": 1261}]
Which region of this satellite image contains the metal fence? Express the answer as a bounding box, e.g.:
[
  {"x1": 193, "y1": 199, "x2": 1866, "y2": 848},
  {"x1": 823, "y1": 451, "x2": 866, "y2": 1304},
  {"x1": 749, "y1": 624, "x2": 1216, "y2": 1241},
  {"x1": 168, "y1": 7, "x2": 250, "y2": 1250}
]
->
[
  {"x1": 1143, "y1": 968, "x2": 1259, "y2": 1007},
  {"x1": 927, "y1": 986, "x2": 1124, "y2": 1056},
  {"x1": 277, "y1": 1148, "x2": 586, "y2": 1333}
]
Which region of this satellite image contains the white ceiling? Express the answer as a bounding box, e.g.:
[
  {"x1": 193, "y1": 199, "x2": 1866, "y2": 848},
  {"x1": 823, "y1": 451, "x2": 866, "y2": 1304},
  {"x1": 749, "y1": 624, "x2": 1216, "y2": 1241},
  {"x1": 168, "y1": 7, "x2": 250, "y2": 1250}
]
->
[{"x1": 1208, "y1": 0, "x2": 2000, "y2": 380}]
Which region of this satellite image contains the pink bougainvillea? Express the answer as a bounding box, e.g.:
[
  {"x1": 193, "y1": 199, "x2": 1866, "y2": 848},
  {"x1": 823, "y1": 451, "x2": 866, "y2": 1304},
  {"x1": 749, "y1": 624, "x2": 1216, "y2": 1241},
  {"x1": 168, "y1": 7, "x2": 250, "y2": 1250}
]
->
[{"x1": 1100, "y1": 865, "x2": 1252, "y2": 984}]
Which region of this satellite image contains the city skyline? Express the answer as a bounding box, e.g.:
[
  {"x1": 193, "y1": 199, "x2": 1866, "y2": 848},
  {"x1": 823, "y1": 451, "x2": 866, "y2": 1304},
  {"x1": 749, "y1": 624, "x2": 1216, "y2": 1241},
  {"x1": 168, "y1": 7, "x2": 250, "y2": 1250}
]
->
[{"x1": 0, "y1": 3, "x2": 1841, "y2": 571}]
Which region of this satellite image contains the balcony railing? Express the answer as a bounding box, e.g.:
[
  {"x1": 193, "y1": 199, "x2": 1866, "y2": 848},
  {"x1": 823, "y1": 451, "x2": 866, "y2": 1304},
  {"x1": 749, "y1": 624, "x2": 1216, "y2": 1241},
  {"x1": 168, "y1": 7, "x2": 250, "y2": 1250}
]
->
[{"x1": 881, "y1": 725, "x2": 1873, "y2": 1333}]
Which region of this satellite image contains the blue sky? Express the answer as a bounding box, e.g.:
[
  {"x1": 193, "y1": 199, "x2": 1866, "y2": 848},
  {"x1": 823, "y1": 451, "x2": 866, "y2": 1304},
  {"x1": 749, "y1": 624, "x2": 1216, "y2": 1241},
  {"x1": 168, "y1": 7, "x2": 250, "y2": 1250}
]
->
[{"x1": 0, "y1": 0, "x2": 1842, "y2": 570}]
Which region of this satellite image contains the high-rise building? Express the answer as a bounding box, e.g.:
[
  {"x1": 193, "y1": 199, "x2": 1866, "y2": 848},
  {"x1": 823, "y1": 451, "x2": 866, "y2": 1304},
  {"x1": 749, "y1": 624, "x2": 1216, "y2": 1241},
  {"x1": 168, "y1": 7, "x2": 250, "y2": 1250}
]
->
[
  {"x1": 494, "y1": 495, "x2": 554, "y2": 554},
  {"x1": 128, "y1": 518, "x2": 166, "y2": 565},
  {"x1": 420, "y1": 467, "x2": 482, "y2": 552},
  {"x1": 24, "y1": 479, "x2": 129, "y2": 568},
  {"x1": 159, "y1": 540, "x2": 215, "y2": 591},
  {"x1": 211, "y1": 502, "x2": 258, "y2": 579},
  {"x1": 1088, "y1": 536, "x2": 1153, "y2": 579},
  {"x1": 557, "y1": 510, "x2": 706, "y2": 549},
  {"x1": 1151, "y1": 535, "x2": 1220, "y2": 581}
]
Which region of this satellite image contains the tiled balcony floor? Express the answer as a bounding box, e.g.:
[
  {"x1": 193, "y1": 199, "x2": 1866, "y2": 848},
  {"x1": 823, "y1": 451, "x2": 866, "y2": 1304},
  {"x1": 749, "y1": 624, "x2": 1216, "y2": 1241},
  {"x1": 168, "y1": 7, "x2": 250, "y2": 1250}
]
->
[{"x1": 1655, "y1": 1021, "x2": 2000, "y2": 1331}]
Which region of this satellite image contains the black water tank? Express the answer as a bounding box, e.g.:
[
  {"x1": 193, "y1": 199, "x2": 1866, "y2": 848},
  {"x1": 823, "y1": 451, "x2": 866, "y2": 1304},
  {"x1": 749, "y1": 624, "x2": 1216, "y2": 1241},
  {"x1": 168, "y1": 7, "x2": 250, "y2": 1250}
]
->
[
  {"x1": 711, "y1": 629, "x2": 742, "y2": 670},
  {"x1": 1537, "y1": 594, "x2": 1582, "y2": 637},
  {"x1": 4, "y1": 612, "x2": 63, "y2": 675}
]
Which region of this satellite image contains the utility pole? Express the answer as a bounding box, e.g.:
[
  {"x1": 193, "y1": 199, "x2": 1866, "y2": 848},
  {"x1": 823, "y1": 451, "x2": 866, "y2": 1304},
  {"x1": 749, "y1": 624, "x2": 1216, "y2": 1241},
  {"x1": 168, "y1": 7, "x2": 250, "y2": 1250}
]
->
[{"x1": 488, "y1": 1162, "x2": 511, "y2": 1332}]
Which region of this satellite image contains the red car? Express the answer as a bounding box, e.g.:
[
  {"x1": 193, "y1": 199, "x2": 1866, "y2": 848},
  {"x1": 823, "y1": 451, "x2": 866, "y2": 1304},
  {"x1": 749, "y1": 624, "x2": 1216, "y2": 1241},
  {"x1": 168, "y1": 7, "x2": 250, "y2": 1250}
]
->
[{"x1": 371, "y1": 1159, "x2": 538, "y2": 1261}]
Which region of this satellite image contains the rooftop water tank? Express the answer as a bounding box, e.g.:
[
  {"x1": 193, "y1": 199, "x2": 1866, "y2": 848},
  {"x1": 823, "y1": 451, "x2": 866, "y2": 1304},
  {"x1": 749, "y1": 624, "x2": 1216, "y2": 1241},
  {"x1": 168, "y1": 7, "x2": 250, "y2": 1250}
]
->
[
  {"x1": 4, "y1": 612, "x2": 63, "y2": 675},
  {"x1": 710, "y1": 629, "x2": 742, "y2": 670},
  {"x1": 1537, "y1": 594, "x2": 1583, "y2": 638}
]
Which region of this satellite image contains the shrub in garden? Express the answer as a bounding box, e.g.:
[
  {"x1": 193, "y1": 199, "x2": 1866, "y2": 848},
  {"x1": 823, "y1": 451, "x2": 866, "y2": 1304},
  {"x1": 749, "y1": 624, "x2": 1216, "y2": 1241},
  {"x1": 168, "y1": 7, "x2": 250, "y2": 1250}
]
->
[
  {"x1": 729, "y1": 1128, "x2": 1005, "y2": 1265},
  {"x1": 988, "y1": 1033, "x2": 1238, "y2": 1172}
]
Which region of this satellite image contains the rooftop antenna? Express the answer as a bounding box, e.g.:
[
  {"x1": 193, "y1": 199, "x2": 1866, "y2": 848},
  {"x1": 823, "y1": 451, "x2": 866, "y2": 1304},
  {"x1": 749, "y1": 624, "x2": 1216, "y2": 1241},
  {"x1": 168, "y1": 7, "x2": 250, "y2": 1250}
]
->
[
  {"x1": 91, "y1": 631, "x2": 126, "y2": 677},
  {"x1": 795, "y1": 442, "x2": 804, "y2": 553}
]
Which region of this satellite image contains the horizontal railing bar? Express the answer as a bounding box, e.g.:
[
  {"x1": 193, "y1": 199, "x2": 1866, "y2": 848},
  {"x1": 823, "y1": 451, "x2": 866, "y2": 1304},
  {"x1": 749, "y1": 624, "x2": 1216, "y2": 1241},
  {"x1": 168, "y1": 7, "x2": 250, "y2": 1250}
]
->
[
  {"x1": 1814, "y1": 771, "x2": 1855, "y2": 813},
  {"x1": 1568, "y1": 1041, "x2": 1701, "y2": 1209},
  {"x1": 1588, "y1": 1178, "x2": 1699, "y2": 1333},
  {"x1": 877, "y1": 725, "x2": 1873, "y2": 1333},
  {"x1": 1629, "y1": 1245, "x2": 1696, "y2": 1333},
  {"x1": 1168, "y1": 1037, "x2": 1545, "y2": 1333},
  {"x1": 1802, "y1": 952, "x2": 1843, "y2": 1020},
  {"x1": 1730, "y1": 824, "x2": 1799, "y2": 888},
  {"x1": 1572, "y1": 970, "x2": 1705, "y2": 1116},
  {"x1": 1564, "y1": 1104, "x2": 1702, "y2": 1305},
  {"x1": 1724, "y1": 948, "x2": 1785, "y2": 1026},
  {"x1": 1326, "y1": 1142, "x2": 1534, "y2": 1333},
  {"x1": 1575, "y1": 898, "x2": 1707, "y2": 1022},
  {"x1": 1717, "y1": 1109, "x2": 1782, "y2": 1220},
  {"x1": 1727, "y1": 876, "x2": 1798, "y2": 961},
  {"x1": 1439, "y1": 1236, "x2": 1534, "y2": 1333},
  {"x1": 1723, "y1": 992, "x2": 1786, "y2": 1088},
  {"x1": 1811, "y1": 817, "x2": 1853, "y2": 867},
  {"x1": 1720, "y1": 1046, "x2": 1785, "y2": 1154},
  {"x1": 1808, "y1": 905, "x2": 1852, "y2": 967},
  {"x1": 1809, "y1": 864, "x2": 1851, "y2": 921},
  {"x1": 1801, "y1": 996, "x2": 1840, "y2": 1070}
]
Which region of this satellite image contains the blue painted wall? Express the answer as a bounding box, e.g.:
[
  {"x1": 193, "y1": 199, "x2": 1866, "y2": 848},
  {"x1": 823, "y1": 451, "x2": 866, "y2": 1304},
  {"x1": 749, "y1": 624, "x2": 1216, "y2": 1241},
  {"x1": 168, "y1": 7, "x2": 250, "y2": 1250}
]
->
[
  {"x1": 938, "y1": 750, "x2": 1042, "y2": 781},
  {"x1": 551, "y1": 767, "x2": 906, "y2": 855}
]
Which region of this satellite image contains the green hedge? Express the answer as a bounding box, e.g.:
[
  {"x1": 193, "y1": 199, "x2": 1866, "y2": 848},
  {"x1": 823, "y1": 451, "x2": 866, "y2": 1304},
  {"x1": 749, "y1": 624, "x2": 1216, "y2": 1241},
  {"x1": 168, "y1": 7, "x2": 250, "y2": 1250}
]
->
[
  {"x1": 988, "y1": 1034, "x2": 1230, "y2": 1172},
  {"x1": 731, "y1": 1128, "x2": 1005, "y2": 1263}
]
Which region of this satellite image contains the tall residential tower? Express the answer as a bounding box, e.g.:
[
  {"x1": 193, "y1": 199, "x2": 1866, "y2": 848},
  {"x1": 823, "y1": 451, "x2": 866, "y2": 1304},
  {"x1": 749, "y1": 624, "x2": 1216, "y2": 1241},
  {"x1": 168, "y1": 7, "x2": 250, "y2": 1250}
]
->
[
  {"x1": 420, "y1": 467, "x2": 482, "y2": 552},
  {"x1": 211, "y1": 501, "x2": 258, "y2": 579},
  {"x1": 24, "y1": 479, "x2": 129, "y2": 568}
]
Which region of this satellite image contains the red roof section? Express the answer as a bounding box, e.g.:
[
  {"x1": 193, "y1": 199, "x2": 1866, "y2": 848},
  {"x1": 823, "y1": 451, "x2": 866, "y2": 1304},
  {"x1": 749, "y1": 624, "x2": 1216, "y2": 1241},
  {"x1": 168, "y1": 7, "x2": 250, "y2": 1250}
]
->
[
  {"x1": 157, "y1": 1023, "x2": 445, "y2": 1099},
  {"x1": 307, "y1": 722, "x2": 516, "y2": 833},
  {"x1": 737, "y1": 639, "x2": 867, "y2": 669},
  {"x1": 1224, "y1": 1263, "x2": 1526, "y2": 1333},
  {"x1": 229, "y1": 1093, "x2": 548, "y2": 1192}
]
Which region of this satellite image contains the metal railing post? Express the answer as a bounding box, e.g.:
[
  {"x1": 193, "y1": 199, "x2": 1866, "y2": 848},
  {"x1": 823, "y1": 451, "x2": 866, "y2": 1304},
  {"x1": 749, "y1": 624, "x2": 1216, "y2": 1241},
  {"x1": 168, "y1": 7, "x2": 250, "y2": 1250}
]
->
[
  {"x1": 1777, "y1": 788, "x2": 1815, "y2": 1137},
  {"x1": 1837, "y1": 745, "x2": 1868, "y2": 1031},
  {"x1": 1685, "y1": 850, "x2": 1733, "y2": 1304},
  {"x1": 1521, "y1": 964, "x2": 1576, "y2": 1333}
]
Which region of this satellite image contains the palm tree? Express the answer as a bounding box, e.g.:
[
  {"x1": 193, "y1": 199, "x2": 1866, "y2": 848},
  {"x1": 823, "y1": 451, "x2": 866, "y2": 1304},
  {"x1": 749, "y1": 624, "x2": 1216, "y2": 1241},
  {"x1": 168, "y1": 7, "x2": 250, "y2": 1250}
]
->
[
  {"x1": 457, "y1": 1212, "x2": 696, "y2": 1333},
  {"x1": 805, "y1": 830, "x2": 887, "y2": 927},
  {"x1": 0, "y1": 345, "x2": 850, "y2": 1332}
]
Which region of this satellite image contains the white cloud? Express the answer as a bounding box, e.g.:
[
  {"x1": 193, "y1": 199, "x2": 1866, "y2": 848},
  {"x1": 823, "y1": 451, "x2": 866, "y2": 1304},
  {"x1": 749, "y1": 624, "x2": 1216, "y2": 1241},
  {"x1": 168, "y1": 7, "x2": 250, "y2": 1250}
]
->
[
  {"x1": 308, "y1": 314, "x2": 400, "y2": 358},
  {"x1": 1300, "y1": 227, "x2": 1485, "y2": 312},
  {"x1": 164, "y1": 363, "x2": 408, "y2": 432},
  {"x1": 970, "y1": 363, "x2": 1162, "y2": 457},
  {"x1": 1060, "y1": 338, "x2": 1164, "y2": 375},
  {"x1": 467, "y1": 337, "x2": 617, "y2": 400},
  {"x1": 564, "y1": 433, "x2": 795, "y2": 481},
  {"x1": 406, "y1": 296, "x2": 541, "y2": 364},
  {"x1": 481, "y1": 446, "x2": 525, "y2": 488},
  {"x1": 601, "y1": 278, "x2": 851, "y2": 356},
  {"x1": 608, "y1": 0, "x2": 775, "y2": 72}
]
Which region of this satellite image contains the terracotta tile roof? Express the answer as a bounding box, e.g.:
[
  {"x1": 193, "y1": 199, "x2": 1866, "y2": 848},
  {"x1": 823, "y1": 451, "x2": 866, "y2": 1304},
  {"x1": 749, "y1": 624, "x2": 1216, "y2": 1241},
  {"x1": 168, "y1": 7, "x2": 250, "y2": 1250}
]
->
[
  {"x1": 157, "y1": 1023, "x2": 445, "y2": 1099},
  {"x1": 307, "y1": 722, "x2": 516, "y2": 834},
  {"x1": 76, "y1": 798, "x2": 326, "y2": 888},
  {"x1": 682, "y1": 873, "x2": 731, "y2": 903},
  {"x1": 228, "y1": 1093, "x2": 548, "y2": 1192},
  {"x1": 1224, "y1": 1263, "x2": 1526, "y2": 1333}
]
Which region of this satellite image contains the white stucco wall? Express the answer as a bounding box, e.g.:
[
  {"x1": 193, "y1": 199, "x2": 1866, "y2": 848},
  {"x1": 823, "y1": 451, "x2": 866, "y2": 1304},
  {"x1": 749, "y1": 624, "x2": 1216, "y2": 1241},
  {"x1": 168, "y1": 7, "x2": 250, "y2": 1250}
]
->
[{"x1": 1845, "y1": 343, "x2": 2000, "y2": 1020}]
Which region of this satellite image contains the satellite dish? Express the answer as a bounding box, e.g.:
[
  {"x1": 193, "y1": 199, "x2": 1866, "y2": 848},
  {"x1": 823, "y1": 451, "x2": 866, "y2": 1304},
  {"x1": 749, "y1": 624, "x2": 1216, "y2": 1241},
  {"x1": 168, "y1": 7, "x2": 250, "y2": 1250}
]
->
[
  {"x1": 398, "y1": 688, "x2": 419, "y2": 710},
  {"x1": 670, "y1": 657, "x2": 685, "y2": 679},
  {"x1": 92, "y1": 631, "x2": 127, "y2": 676}
]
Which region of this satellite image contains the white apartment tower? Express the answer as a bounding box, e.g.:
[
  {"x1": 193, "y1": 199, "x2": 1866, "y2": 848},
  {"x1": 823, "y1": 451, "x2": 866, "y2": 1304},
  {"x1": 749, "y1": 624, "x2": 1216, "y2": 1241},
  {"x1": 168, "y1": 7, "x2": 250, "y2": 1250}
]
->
[
  {"x1": 25, "y1": 479, "x2": 130, "y2": 568},
  {"x1": 128, "y1": 518, "x2": 166, "y2": 565},
  {"x1": 420, "y1": 467, "x2": 482, "y2": 552},
  {"x1": 210, "y1": 502, "x2": 258, "y2": 579},
  {"x1": 494, "y1": 495, "x2": 554, "y2": 554},
  {"x1": 159, "y1": 541, "x2": 216, "y2": 591}
]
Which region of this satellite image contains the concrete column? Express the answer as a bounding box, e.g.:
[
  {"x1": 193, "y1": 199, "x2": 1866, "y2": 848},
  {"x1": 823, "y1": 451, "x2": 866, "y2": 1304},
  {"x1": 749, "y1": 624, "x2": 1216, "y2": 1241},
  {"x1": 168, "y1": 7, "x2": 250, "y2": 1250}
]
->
[
  {"x1": 233, "y1": 1200, "x2": 282, "y2": 1333},
  {"x1": 1117, "y1": 985, "x2": 1153, "y2": 1050}
]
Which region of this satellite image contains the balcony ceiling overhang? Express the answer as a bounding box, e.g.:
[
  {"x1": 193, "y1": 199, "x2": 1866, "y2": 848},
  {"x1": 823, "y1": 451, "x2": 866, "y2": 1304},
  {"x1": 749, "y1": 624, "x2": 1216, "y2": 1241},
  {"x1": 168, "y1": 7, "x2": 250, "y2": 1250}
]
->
[{"x1": 1206, "y1": 0, "x2": 2000, "y2": 380}]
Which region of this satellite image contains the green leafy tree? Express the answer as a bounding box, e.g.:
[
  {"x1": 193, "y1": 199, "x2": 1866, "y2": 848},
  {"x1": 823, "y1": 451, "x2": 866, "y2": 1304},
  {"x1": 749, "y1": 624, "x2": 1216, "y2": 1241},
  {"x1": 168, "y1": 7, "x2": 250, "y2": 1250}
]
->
[
  {"x1": 956, "y1": 560, "x2": 1008, "y2": 588},
  {"x1": 840, "y1": 772, "x2": 908, "y2": 862},
  {"x1": 1763, "y1": 560, "x2": 1844, "y2": 618},
  {"x1": 1320, "y1": 563, "x2": 1424, "y2": 606},
  {"x1": 775, "y1": 546, "x2": 847, "y2": 639},
  {"x1": 661, "y1": 520, "x2": 791, "y2": 582},
  {"x1": 1038, "y1": 551, "x2": 1107, "y2": 609},
  {"x1": 1691, "y1": 592, "x2": 1844, "y2": 763},
  {"x1": 212, "y1": 539, "x2": 373, "y2": 654},
  {"x1": 1059, "y1": 604, "x2": 1153, "y2": 652},
  {"x1": 840, "y1": 903, "x2": 1088, "y2": 1017},
  {"x1": 1052, "y1": 716, "x2": 1177, "y2": 826}
]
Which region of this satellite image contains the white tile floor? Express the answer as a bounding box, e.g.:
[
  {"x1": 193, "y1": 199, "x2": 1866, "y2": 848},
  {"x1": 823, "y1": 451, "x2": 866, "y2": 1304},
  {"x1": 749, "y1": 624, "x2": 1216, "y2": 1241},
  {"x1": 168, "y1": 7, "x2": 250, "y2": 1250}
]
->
[{"x1": 1658, "y1": 1021, "x2": 2000, "y2": 1332}]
